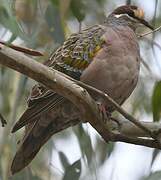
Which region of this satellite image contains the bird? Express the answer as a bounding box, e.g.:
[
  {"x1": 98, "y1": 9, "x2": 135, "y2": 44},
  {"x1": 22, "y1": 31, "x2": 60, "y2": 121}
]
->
[{"x1": 11, "y1": 5, "x2": 153, "y2": 174}]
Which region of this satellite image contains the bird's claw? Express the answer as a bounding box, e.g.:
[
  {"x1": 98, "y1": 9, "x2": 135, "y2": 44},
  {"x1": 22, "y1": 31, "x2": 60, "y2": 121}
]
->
[{"x1": 97, "y1": 102, "x2": 111, "y2": 123}]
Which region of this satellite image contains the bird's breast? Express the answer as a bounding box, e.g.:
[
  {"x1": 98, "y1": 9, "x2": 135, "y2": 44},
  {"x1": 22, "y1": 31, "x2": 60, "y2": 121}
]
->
[{"x1": 80, "y1": 27, "x2": 140, "y2": 107}]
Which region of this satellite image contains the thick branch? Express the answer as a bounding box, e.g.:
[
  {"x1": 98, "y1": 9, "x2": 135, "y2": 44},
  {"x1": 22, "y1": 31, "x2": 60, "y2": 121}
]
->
[
  {"x1": 110, "y1": 119, "x2": 161, "y2": 138},
  {"x1": 0, "y1": 45, "x2": 161, "y2": 149},
  {"x1": 0, "y1": 45, "x2": 111, "y2": 142},
  {"x1": 56, "y1": 71, "x2": 155, "y2": 139}
]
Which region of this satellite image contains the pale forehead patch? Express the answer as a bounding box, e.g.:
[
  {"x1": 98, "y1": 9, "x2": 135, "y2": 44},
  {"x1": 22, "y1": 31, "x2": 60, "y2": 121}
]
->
[
  {"x1": 113, "y1": 7, "x2": 145, "y2": 20},
  {"x1": 134, "y1": 8, "x2": 144, "y2": 19}
]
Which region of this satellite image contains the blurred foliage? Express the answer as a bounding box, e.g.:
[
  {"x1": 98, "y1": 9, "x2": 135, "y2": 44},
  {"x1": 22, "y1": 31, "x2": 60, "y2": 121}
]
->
[
  {"x1": 152, "y1": 81, "x2": 161, "y2": 122},
  {"x1": 142, "y1": 171, "x2": 161, "y2": 180},
  {"x1": 0, "y1": 0, "x2": 161, "y2": 180},
  {"x1": 70, "y1": 0, "x2": 86, "y2": 22},
  {"x1": 62, "y1": 158, "x2": 81, "y2": 180}
]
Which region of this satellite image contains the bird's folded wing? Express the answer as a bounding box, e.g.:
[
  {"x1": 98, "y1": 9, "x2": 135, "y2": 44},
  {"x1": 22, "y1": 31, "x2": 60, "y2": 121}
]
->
[{"x1": 12, "y1": 85, "x2": 65, "y2": 133}]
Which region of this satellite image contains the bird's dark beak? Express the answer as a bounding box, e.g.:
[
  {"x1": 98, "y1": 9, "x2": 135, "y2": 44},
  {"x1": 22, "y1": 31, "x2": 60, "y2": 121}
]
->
[
  {"x1": 138, "y1": 18, "x2": 154, "y2": 30},
  {"x1": 133, "y1": 8, "x2": 154, "y2": 30}
]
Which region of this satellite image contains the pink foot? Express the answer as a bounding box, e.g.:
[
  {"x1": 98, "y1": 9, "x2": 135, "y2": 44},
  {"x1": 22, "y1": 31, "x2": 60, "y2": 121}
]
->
[{"x1": 97, "y1": 102, "x2": 111, "y2": 122}]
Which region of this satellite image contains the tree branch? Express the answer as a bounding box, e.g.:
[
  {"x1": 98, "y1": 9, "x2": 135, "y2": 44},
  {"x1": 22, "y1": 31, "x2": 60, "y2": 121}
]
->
[
  {"x1": 111, "y1": 134, "x2": 160, "y2": 149},
  {"x1": 54, "y1": 70, "x2": 157, "y2": 140},
  {"x1": 109, "y1": 119, "x2": 161, "y2": 138},
  {"x1": 138, "y1": 25, "x2": 161, "y2": 38},
  {"x1": 0, "y1": 40, "x2": 44, "y2": 56},
  {"x1": 0, "y1": 45, "x2": 161, "y2": 149},
  {"x1": 0, "y1": 45, "x2": 112, "y2": 142}
]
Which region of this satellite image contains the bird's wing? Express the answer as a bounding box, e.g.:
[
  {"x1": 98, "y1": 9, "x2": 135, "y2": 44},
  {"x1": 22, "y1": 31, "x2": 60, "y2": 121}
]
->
[
  {"x1": 47, "y1": 24, "x2": 105, "y2": 79},
  {"x1": 12, "y1": 85, "x2": 65, "y2": 132},
  {"x1": 11, "y1": 25, "x2": 106, "y2": 133}
]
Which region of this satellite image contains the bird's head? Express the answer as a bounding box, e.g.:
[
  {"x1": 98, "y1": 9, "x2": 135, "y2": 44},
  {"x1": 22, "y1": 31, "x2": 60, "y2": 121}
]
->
[{"x1": 109, "y1": 5, "x2": 154, "y2": 30}]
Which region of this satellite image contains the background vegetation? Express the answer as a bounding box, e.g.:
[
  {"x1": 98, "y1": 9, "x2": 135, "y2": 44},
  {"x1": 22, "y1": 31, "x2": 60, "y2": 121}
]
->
[{"x1": 0, "y1": 0, "x2": 161, "y2": 179}]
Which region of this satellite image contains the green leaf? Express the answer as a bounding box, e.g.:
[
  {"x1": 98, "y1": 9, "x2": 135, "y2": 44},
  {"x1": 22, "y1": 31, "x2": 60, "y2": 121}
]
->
[
  {"x1": 9, "y1": 74, "x2": 28, "y2": 122},
  {"x1": 70, "y1": 0, "x2": 86, "y2": 22},
  {"x1": 63, "y1": 159, "x2": 81, "y2": 180},
  {"x1": 152, "y1": 81, "x2": 161, "y2": 121},
  {"x1": 45, "y1": 4, "x2": 65, "y2": 44},
  {"x1": 74, "y1": 124, "x2": 93, "y2": 164},
  {"x1": 95, "y1": 0, "x2": 106, "y2": 6},
  {"x1": 151, "y1": 149, "x2": 160, "y2": 167},
  {"x1": 7, "y1": 33, "x2": 17, "y2": 43},
  {"x1": 0, "y1": 0, "x2": 30, "y2": 42},
  {"x1": 95, "y1": 136, "x2": 114, "y2": 165},
  {"x1": 11, "y1": 167, "x2": 42, "y2": 180},
  {"x1": 142, "y1": 171, "x2": 161, "y2": 180},
  {"x1": 59, "y1": 151, "x2": 71, "y2": 170},
  {"x1": 50, "y1": 0, "x2": 59, "y2": 6}
]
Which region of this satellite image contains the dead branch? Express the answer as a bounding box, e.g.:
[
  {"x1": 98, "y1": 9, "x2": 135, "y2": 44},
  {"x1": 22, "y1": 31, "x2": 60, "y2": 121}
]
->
[{"x1": 0, "y1": 41, "x2": 44, "y2": 56}]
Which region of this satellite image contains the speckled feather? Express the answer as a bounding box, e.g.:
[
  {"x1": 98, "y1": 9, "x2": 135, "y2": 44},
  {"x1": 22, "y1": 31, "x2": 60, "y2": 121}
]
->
[{"x1": 47, "y1": 25, "x2": 105, "y2": 79}]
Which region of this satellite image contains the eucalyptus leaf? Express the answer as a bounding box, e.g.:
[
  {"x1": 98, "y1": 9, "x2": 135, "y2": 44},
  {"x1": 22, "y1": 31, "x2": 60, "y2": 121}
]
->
[
  {"x1": 45, "y1": 4, "x2": 65, "y2": 44},
  {"x1": 74, "y1": 124, "x2": 93, "y2": 165},
  {"x1": 63, "y1": 159, "x2": 81, "y2": 180},
  {"x1": 12, "y1": 168, "x2": 42, "y2": 180},
  {"x1": 152, "y1": 81, "x2": 161, "y2": 121},
  {"x1": 70, "y1": 0, "x2": 86, "y2": 22},
  {"x1": 142, "y1": 171, "x2": 161, "y2": 180},
  {"x1": 95, "y1": 136, "x2": 114, "y2": 166},
  {"x1": 59, "y1": 151, "x2": 71, "y2": 170},
  {"x1": 151, "y1": 149, "x2": 160, "y2": 167},
  {"x1": 50, "y1": 0, "x2": 59, "y2": 7}
]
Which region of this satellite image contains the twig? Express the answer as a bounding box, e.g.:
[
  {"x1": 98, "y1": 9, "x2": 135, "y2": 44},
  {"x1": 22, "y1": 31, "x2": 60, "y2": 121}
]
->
[
  {"x1": 0, "y1": 113, "x2": 7, "y2": 127},
  {"x1": 126, "y1": 0, "x2": 131, "y2": 5},
  {"x1": 78, "y1": 22, "x2": 82, "y2": 33},
  {"x1": 110, "y1": 132, "x2": 160, "y2": 149},
  {"x1": 143, "y1": 37, "x2": 161, "y2": 52},
  {"x1": 141, "y1": 57, "x2": 153, "y2": 73},
  {"x1": 0, "y1": 40, "x2": 44, "y2": 56},
  {"x1": 138, "y1": 25, "x2": 161, "y2": 38}
]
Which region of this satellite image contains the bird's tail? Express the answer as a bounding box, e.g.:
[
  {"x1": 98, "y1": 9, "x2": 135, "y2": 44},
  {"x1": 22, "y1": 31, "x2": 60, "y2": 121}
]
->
[{"x1": 11, "y1": 113, "x2": 80, "y2": 174}]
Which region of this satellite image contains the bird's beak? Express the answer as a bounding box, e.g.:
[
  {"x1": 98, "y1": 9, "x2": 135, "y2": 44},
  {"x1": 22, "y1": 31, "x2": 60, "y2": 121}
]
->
[
  {"x1": 138, "y1": 18, "x2": 154, "y2": 30},
  {"x1": 133, "y1": 8, "x2": 154, "y2": 30}
]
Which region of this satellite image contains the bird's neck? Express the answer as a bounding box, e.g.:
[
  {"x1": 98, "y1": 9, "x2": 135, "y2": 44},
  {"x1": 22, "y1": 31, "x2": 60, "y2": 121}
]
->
[{"x1": 104, "y1": 14, "x2": 137, "y2": 31}]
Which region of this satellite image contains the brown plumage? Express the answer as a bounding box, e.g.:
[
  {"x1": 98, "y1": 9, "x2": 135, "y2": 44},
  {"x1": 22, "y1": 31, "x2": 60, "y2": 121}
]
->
[{"x1": 11, "y1": 5, "x2": 153, "y2": 174}]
